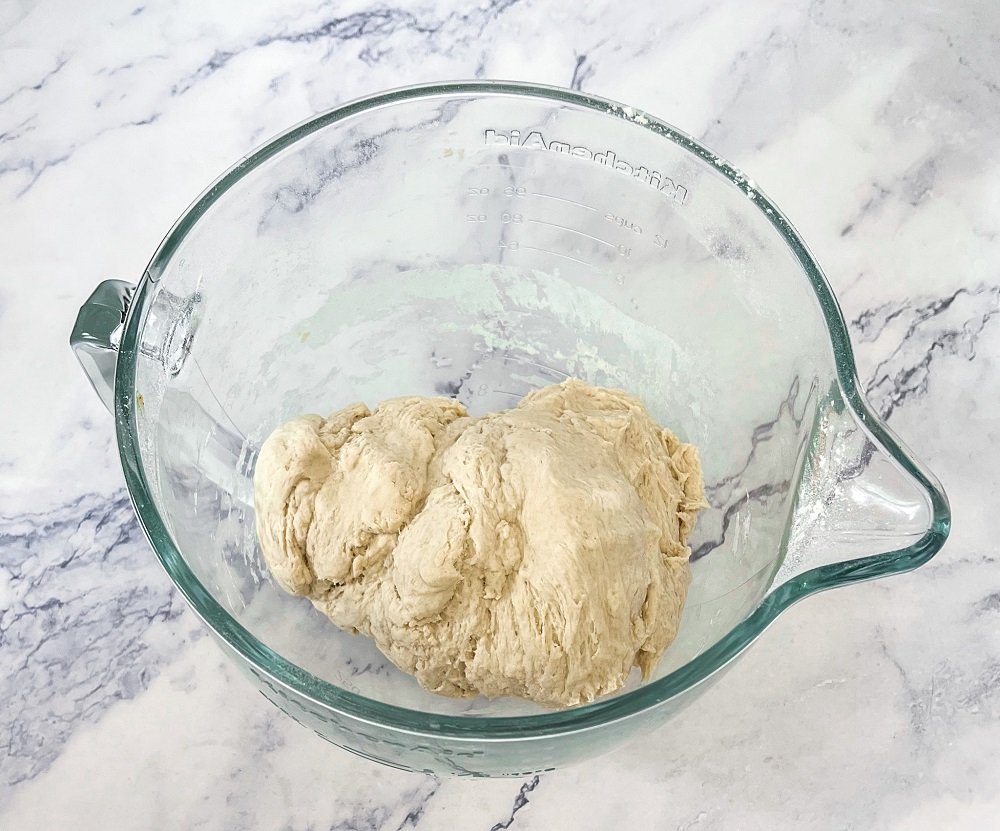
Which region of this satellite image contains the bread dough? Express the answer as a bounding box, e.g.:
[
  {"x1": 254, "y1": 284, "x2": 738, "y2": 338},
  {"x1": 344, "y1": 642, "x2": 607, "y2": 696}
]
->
[{"x1": 254, "y1": 379, "x2": 706, "y2": 707}]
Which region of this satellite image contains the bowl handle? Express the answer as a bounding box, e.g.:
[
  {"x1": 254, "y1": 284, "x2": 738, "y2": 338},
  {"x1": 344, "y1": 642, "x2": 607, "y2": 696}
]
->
[{"x1": 70, "y1": 279, "x2": 135, "y2": 413}]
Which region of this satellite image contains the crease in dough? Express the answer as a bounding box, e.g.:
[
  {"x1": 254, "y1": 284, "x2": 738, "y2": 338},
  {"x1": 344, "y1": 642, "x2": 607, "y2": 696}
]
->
[{"x1": 254, "y1": 379, "x2": 706, "y2": 707}]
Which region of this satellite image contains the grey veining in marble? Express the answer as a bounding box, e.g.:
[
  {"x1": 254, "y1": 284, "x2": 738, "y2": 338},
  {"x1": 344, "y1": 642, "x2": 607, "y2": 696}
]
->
[
  {"x1": 2, "y1": 0, "x2": 999, "y2": 827},
  {"x1": 2, "y1": 492, "x2": 188, "y2": 788}
]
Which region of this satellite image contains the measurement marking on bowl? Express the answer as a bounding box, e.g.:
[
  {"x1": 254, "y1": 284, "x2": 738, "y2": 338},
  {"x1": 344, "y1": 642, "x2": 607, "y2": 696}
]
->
[
  {"x1": 518, "y1": 359, "x2": 571, "y2": 378},
  {"x1": 528, "y1": 218, "x2": 617, "y2": 249},
  {"x1": 529, "y1": 192, "x2": 599, "y2": 211},
  {"x1": 517, "y1": 243, "x2": 595, "y2": 268}
]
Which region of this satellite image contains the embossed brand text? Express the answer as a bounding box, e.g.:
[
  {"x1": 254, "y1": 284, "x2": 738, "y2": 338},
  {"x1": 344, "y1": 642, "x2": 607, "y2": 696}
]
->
[{"x1": 484, "y1": 129, "x2": 688, "y2": 205}]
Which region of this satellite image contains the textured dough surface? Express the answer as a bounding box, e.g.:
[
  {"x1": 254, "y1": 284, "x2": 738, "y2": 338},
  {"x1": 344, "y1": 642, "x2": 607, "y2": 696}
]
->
[{"x1": 254, "y1": 379, "x2": 706, "y2": 707}]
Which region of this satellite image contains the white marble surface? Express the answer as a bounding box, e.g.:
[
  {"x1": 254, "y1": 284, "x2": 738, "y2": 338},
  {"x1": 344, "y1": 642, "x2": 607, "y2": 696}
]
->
[{"x1": 2, "y1": 0, "x2": 998, "y2": 827}]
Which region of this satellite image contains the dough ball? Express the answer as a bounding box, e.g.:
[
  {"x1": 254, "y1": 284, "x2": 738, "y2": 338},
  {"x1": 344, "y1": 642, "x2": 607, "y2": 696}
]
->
[{"x1": 254, "y1": 379, "x2": 706, "y2": 707}]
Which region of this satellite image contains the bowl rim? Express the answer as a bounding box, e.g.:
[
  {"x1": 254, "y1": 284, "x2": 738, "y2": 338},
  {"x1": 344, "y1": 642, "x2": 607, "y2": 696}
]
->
[{"x1": 115, "y1": 80, "x2": 951, "y2": 740}]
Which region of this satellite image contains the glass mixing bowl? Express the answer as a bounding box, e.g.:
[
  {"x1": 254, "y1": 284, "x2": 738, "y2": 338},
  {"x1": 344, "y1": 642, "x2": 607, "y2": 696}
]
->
[{"x1": 71, "y1": 82, "x2": 950, "y2": 777}]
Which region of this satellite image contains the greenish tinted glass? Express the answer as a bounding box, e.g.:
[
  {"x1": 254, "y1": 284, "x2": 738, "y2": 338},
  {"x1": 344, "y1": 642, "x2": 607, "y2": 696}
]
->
[{"x1": 103, "y1": 82, "x2": 949, "y2": 776}]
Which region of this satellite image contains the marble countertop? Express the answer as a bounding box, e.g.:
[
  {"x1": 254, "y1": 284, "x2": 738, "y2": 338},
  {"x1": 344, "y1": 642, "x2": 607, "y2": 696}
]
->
[{"x1": 3, "y1": 0, "x2": 998, "y2": 827}]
